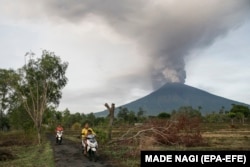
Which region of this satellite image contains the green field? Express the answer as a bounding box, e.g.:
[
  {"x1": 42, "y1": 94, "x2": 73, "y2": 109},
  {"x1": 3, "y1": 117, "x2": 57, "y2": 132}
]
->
[{"x1": 0, "y1": 131, "x2": 54, "y2": 167}]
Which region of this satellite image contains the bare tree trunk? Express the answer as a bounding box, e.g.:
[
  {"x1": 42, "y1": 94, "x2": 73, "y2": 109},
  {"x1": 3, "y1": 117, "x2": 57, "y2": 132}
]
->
[
  {"x1": 104, "y1": 103, "x2": 115, "y2": 140},
  {"x1": 34, "y1": 120, "x2": 42, "y2": 145},
  {"x1": 37, "y1": 128, "x2": 41, "y2": 145}
]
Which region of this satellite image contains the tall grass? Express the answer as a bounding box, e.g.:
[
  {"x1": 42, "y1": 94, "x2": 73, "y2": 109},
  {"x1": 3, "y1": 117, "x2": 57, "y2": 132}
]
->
[{"x1": 0, "y1": 131, "x2": 55, "y2": 167}]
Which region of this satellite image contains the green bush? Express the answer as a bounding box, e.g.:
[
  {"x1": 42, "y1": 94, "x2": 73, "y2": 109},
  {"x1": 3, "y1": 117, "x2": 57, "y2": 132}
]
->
[
  {"x1": 94, "y1": 127, "x2": 108, "y2": 144},
  {"x1": 71, "y1": 122, "x2": 81, "y2": 130}
]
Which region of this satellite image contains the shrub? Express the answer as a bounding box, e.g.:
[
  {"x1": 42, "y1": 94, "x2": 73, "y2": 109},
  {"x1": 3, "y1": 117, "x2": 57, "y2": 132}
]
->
[{"x1": 71, "y1": 122, "x2": 81, "y2": 131}]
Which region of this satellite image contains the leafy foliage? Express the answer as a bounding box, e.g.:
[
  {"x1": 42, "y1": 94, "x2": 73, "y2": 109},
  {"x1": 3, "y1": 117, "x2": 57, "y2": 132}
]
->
[
  {"x1": 228, "y1": 104, "x2": 250, "y2": 124},
  {"x1": 5, "y1": 50, "x2": 68, "y2": 144},
  {"x1": 157, "y1": 112, "x2": 171, "y2": 119}
]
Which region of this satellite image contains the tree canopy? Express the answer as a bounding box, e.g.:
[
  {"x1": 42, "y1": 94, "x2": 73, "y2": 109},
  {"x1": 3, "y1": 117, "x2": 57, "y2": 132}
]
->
[{"x1": 8, "y1": 50, "x2": 68, "y2": 144}]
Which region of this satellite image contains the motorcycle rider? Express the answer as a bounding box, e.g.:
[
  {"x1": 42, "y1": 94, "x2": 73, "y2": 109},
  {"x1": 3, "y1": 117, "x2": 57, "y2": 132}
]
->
[
  {"x1": 81, "y1": 123, "x2": 96, "y2": 156},
  {"x1": 55, "y1": 124, "x2": 64, "y2": 132},
  {"x1": 55, "y1": 124, "x2": 64, "y2": 142}
]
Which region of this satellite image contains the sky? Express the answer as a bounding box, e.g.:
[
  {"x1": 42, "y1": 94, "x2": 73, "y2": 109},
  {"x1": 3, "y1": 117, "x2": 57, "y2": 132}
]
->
[{"x1": 0, "y1": 0, "x2": 250, "y2": 114}]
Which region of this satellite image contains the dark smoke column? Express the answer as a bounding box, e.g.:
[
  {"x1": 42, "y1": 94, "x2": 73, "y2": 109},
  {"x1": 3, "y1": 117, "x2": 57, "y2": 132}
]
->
[{"x1": 44, "y1": 0, "x2": 250, "y2": 89}]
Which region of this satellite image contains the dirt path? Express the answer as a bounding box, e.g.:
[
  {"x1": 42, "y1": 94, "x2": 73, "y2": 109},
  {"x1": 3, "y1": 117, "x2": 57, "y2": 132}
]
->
[{"x1": 47, "y1": 134, "x2": 113, "y2": 167}]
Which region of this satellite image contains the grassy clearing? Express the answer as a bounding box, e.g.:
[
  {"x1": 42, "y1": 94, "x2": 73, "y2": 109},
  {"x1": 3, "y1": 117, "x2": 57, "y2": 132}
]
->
[
  {"x1": 201, "y1": 123, "x2": 250, "y2": 150},
  {"x1": 0, "y1": 142, "x2": 55, "y2": 167},
  {"x1": 0, "y1": 131, "x2": 55, "y2": 167}
]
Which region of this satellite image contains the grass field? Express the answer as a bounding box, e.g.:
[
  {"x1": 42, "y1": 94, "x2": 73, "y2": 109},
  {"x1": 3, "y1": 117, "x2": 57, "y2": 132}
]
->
[
  {"x1": 0, "y1": 131, "x2": 55, "y2": 167},
  {"x1": 200, "y1": 123, "x2": 250, "y2": 150}
]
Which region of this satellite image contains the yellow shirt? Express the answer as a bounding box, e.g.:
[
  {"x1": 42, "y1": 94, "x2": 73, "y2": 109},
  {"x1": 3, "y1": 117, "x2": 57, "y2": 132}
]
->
[{"x1": 81, "y1": 128, "x2": 95, "y2": 138}]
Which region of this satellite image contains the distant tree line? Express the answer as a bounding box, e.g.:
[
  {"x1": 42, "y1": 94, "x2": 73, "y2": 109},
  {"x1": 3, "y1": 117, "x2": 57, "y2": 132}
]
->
[
  {"x1": 1, "y1": 99, "x2": 250, "y2": 135},
  {"x1": 156, "y1": 105, "x2": 250, "y2": 125}
]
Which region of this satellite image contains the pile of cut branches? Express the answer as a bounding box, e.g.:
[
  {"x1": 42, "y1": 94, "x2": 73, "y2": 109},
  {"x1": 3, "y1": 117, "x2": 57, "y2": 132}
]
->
[{"x1": 109, "y1": 115, "x2": 204, "y2": 147}]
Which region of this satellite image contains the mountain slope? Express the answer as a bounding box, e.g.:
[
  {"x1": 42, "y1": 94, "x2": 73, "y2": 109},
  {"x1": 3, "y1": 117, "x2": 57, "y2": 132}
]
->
[{"x1": 95, "y1": 83, "x2": 249, "y2": 116}]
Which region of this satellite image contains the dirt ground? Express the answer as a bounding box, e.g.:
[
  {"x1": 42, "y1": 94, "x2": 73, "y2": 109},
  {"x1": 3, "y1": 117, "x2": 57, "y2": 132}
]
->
[{"x1": 47, "y1": 134, "x2": 114, "y2": 167}]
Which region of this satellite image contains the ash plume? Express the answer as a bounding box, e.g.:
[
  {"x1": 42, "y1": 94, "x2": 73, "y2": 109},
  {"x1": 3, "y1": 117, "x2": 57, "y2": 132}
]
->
[{"x1": 19, "y1": 0, "x2": 250, "y2": 89}]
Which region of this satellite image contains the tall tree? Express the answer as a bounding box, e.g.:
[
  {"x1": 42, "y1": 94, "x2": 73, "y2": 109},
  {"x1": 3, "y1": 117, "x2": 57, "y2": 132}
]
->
[
  {"x1": 13, "y1": 50, "x2": 68, "y2": 144},
  {"x1": 229, "y1": 104, "x2": 250, "y2": 124}
]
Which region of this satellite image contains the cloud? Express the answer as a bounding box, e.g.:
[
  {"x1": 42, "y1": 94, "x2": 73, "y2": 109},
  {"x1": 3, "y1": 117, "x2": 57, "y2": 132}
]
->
[
  {"x1": 20, "y1": 0, "x2": 249, "y2": 89},
  {"x1": 2, "y1": 0, "x2": 250, "y2": 88},
  {"x1": 60, "y1": 73, "x2": 152, "y2": 112},
  {"x1": 185, "y1": 20, "x2": 250, "y2": 105}
]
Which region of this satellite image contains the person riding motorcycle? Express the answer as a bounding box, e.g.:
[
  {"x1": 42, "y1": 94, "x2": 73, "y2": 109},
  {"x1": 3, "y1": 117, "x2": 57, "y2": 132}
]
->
[
  {"x1": 81, "y1": 123, "x2": 96, "y2": 155},
  {"x1": 55, "y1": 124, "x2": 64, "y2": 141},
  {"x1": 55, "y1": 124, "x2": 64, "y2": 132}
]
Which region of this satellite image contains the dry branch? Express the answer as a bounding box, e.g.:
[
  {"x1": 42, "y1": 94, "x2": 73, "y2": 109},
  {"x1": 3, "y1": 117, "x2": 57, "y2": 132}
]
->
[{"x1": 108, "y1": 117, "x2": 204, "y2": 147}]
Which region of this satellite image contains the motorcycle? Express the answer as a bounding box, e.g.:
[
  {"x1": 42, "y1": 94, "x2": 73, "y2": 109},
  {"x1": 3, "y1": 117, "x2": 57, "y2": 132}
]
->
[
  {"x1": 82, "y1": 134, "x2": 98, "y2": 161},
  {"x1": 56, "y1": 130, "x2": 63, "y2": 145}
]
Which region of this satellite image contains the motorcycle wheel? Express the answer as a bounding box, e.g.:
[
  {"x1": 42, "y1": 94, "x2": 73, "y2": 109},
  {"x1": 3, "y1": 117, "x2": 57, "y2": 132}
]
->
[{"x1": 88, "y1": 150, "x2": 96, "y2": 162}]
